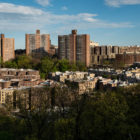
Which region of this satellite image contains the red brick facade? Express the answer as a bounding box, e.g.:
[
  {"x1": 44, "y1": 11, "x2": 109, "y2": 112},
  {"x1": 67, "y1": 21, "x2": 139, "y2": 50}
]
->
[
  {"x1": 58, "y1": 30, "x2": 90, "y2": 67},
  {"x1": 26, "y1": 30, "x2": 50, "y2": 55},
  {"x1": 116, "y1": 53, "x2": 140, "y2": 65},
  {"x1": 0, "y1": 34, "x2": 15, "y2": 62}
]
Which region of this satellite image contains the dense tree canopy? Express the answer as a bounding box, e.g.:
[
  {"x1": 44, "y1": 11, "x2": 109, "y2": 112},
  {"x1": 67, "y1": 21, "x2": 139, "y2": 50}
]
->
[
  {"x1": 2, "y1": 55, "x2": 87, "y2": 79},
  {"x1": 1, "y1": 84, "x2": 140, "y2": 140}
]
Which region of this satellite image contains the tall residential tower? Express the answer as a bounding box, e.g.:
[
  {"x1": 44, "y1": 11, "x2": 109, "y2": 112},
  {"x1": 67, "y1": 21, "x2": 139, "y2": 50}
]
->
[
  {"x1": 58, "y1": 30, "x2": 90, "y2": 67},
  {"x1": 26, "y1": 30, "x2": 50, "y2": 55},
  {"x1": 0, "y1": 34, "x2": 15, "y2": 62}
]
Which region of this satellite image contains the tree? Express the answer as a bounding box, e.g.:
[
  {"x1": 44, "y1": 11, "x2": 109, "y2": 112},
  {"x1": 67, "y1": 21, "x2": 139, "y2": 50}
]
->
[
  {"x1": 102, "y1": 59, "x2": 110, "y2": 66},
  {"x1": 79, "y1": 92, "x2": 129, "y2": 140},
  {"x1": 76, "y1": 61, "x2": 87, "y2": 71},
  {"x1": 58, "y1": 59, "x2": 70, "y2": 72},
  {"x1": 3, "y1": 83, "x2": 140, "y2": 140},
  {"x1": 69, "y1": 63, "x2": 78, "y2": 71},
  {"x1": 16, "y1": 55, "x2": 33, "y2": 69},
  {"x1": 40, "y1": 57, "x2": 57, "y2": 79},
  {"x1": 14, "y1": 87, "x2": 57, "y2": 140},
  {"x1": 3, "y1": 61, "x2": 18, "y2": 68}
]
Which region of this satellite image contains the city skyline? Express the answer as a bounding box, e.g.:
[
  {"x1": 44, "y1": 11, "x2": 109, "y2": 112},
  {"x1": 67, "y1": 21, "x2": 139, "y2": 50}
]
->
[{"x1": 0, "y1": 0, "x2": 140, "y2": 49}]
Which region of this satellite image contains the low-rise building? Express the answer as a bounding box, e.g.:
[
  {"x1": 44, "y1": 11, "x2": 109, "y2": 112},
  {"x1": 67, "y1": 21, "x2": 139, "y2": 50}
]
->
[
  {"x1": 88, "y1": 68, "x2": 120, "y2": 78},
  {"x1": 0, "y1": 79, "x2": 11, "y2": 89},
  {"x1": 119, "y1": 68, "x2": 140, "y2": 83},
  {"x1": 48, "y1": 71, "x2": 95, "y2": 83},
  {"x1": 48, "y1": 71, "x2": 96, "y2": 94},
  {"x1": 18, "y1": 79, "x2": 41, "y2": 87},
  {"x1": 0, "y1": 88, "x2": 14, "y2": 104},
  {"x1": 65, "y1": 78, "x2": 98, "y2": 94},
  {"x1": 97, "y1": 77, "x2": 130, "y2": 90},
  {"x1": 0, "y1": 68, "x2": 40, "y2": 80}
]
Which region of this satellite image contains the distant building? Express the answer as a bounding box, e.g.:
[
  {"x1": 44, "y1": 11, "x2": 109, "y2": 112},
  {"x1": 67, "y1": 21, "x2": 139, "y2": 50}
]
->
[
  {"x1": 26, "y1": 30, "x2": 51, "y2": 55},
  {"x1": 90, "y1": 41, "x2": 99, "y2": 47},
  {"x1": 116, "y1": 52, "x2": 140, "y2": 65},
  {"x1": 90, "y1": 45, "x2": 140, "y2": 65},
  {"x1": 15, "y1": 49, "x2": 26, "y2": 55},
  {"x1": 0, "y1": 34, "x2": 15, "y2": 62},
  {"x1": 118, "y1": 46, "x2": 140, "y2": 54},
  {"x1": 49, "y1": 45, "x2": 58, "y2": 56},
  {"x1": 90, "y1": 46, "x2": 119, "y2": 65},
  {"x1": 58, "y1": 30, "x2": 90, "y2": 67}
]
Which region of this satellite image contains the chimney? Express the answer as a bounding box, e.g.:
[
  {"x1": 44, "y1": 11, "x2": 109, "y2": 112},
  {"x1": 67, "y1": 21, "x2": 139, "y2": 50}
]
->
[
  {"x1": 1, "y1": 34, "x2": 5, "y2": 38},
  {"x1": 36, "y1": 30, "x2": 40, "y2": 34},
  {"x1": 72, "y1": 30, "x2": 77, "y2": 35}
]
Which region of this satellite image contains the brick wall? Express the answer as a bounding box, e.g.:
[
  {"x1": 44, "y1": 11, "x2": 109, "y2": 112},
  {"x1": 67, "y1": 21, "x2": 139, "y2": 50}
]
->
[
  {"x1": 1, "y1": 36, "x2": 15, "y2": 62},
  {"x1": 26, "y1": 30, "x2": 51, "y2": 55},
  {"x1": 116, "y1": 53, "x2": 140, "y2": 65},
  {"x1": 58, "y1": 30, "x2": 90, "y2": 67}
]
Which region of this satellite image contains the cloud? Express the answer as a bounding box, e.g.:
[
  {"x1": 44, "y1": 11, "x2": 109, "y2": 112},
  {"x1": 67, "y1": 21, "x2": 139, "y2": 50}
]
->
[
  {"x1": 36, "y1": 0, "x2": 50, "y2": 6},
  {"x1": 0, "y1": 2, "x2": 133, "y2": 33},
  {"x1": 61, "y1": 6, "x2": 68, "y2": 11},
  {"x1": 105, "y1": 0, "x2": 140, "y2": 7},
  {"x1": 0, "y1": 3, "x2": 44, "y2": 15}
]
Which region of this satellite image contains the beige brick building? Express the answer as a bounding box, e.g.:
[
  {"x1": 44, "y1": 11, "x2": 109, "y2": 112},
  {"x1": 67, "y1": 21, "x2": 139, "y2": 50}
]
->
[
  {"x1": 65, "y1": 78, "x2": 98, "y2": 94},
  {"x1": 0, "y1": 88, "x2": 14, "y2": 104},
  {"x1": 90, "y1": 46, "x2": 119, "y2": 65}
]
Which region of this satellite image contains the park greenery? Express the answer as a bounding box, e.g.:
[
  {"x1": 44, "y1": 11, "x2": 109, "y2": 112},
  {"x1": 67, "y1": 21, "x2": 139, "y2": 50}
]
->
[
  {"x1": 0, "y1": 53, "x2": 127, "y2": 80},
  {"x1": 0, "y1": 84, "x2": 140, "y2": 140},
  {"x1": 1, "y1": 55, "x2": 87, "y2": 79}
]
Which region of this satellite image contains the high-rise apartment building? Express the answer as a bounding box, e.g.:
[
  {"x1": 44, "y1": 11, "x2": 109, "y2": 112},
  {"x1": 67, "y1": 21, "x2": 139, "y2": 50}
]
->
[
  {"x1": 26, "y1": 30, "x2": 50, "y2": 55},
  {"x1": 58, "y1": 30, "x2": 90, "y2": 67},
  {"x1": 0, "y1": 34, "x2": 15, "y2": 62}
]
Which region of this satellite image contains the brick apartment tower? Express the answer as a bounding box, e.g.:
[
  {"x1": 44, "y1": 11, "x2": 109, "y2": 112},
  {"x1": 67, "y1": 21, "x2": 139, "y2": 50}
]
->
[
  {"x1": 0, "y1": 34, "x2": 15, "y2": 62},
  {"x1": 58, "y1": 30, "x2": 90, "y2": 67},
  {"x1": 26, "y1": 30, "x2": 50, "y2": 55}
]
